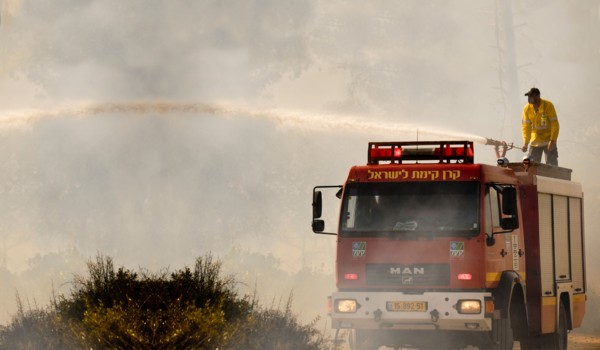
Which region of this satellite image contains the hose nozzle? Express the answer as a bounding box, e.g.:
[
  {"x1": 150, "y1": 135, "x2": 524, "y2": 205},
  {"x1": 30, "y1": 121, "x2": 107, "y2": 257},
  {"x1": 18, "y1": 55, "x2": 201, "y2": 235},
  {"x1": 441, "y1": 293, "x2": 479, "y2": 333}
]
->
[
  {"x1": 485, "y1": 138, "x2": 506, "y2": 147},
  {"x1": 484, "y1": 138, "x2": 515, "y2": 158}
]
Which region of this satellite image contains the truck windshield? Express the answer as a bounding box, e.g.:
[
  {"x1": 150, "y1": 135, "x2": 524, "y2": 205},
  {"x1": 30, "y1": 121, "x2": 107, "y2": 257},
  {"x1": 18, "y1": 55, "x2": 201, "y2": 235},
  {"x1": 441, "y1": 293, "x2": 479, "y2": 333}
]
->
[{"x1": 340, "y1": 182, "x2": 480, "y2": 237}]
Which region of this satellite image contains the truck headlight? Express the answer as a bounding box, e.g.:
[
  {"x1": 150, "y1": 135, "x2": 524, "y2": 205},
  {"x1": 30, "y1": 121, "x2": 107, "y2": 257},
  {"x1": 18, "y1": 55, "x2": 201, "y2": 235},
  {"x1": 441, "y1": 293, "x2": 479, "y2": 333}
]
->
[
  {"x1": 457, "y1": 300, "x2": 481, "y2": 314},
  {"x1": 335, "y1": 299, "x2": 359, "y2": 313}
]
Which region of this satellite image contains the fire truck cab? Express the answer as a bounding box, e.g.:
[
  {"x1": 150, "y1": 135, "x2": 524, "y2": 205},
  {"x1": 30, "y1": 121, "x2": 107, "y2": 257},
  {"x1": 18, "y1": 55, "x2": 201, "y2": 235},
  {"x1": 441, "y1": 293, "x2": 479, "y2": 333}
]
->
[{"x1": 312, "y1": 141, "x2": 585, "y2": 350}]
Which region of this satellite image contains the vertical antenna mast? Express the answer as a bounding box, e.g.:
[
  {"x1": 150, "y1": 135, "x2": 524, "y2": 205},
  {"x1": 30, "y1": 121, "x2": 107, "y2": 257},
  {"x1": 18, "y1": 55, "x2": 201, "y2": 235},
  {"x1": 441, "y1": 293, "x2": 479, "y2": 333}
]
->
[
  {"x1": 416, "y1": 128, "x2": 419, "y2": 164},
  {"x1": 494, "y1": 0, "x2": 521, "y2": 142}
]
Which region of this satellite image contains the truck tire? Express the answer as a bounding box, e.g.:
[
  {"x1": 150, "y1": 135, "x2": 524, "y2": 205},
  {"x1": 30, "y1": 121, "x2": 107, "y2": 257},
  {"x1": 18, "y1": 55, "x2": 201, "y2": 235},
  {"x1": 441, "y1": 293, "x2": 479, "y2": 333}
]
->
[
  {"x1": 544, "y1": 302, "x2": 568, "y2": 350},
  {"x1": 520, "y1": 301, "x2": 568, "y2": 350},
  {"x1": 480, "y1": 316, "x2": 514, "y2": 350},
  {"x1": 349, "y1": 330, "x2": 379, "y2": 350},
  {"x1": 493, "y1": 317, "x2": 514, "y2": 350}
]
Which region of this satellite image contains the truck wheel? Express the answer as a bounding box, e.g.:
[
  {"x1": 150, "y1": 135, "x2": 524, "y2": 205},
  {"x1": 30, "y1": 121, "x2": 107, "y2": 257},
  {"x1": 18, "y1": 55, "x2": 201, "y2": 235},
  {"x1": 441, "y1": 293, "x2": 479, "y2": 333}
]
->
[
  {"x1": 520, "y1": 302, "x2": 568, "y2": 350},
  {"x1": 349, "y1": 330, "x2": 379, "y2": 350},
  {"x1": 480, "y1": 316, "x2": 514, "y2": 350},
  {"x1": 544, "y1": 302, "x2": 568, "y2": 350},
  {"x1": 519, "y1": 336, "x2": 545, "y2": 350},
  {"x1": 518, "y1": 339, "x2": 539, "y2": 350}
]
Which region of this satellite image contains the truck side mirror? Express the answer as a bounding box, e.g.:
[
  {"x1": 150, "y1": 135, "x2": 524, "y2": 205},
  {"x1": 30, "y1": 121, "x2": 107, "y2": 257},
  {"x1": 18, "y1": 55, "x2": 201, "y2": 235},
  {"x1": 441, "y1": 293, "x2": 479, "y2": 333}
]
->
[
  {"x1": 500, "y1": 187, "x2": 519, "y2": 230},
  {"x1": 313, "y1": 191, "x2": 323, "y2": 219},
  {"x1": 500, "y1": 217, "x2": 518, "y2": 230},
  {"x1": 312, "y1": 190, "x2": 325, "y2": 233},
  {"x1": 311, "y1": 185, "x2": 342, "y2": 235},
  {"x1": 502, "y1": 187, "x2": 517, "y2": 216},
  {"x1": 312, "y1": 219, "x2": 325, "y2": 233}
]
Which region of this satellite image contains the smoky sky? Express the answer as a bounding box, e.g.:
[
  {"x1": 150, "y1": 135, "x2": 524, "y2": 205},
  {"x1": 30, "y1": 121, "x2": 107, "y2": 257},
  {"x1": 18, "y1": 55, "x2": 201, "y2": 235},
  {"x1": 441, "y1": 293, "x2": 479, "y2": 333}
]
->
[
  {"x1": 0, "y1": 0, "x2": 314, "y2": 100},
  {"x1": 1, "y1": 0, "x2": 600, "y2": 332}
]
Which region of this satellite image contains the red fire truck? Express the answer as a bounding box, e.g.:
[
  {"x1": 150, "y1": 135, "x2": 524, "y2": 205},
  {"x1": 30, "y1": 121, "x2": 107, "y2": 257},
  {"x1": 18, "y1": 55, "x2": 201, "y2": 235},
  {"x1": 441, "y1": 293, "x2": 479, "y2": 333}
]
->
[{"x1": 312, "y1": 141, "x2": 586, "y2": 350}]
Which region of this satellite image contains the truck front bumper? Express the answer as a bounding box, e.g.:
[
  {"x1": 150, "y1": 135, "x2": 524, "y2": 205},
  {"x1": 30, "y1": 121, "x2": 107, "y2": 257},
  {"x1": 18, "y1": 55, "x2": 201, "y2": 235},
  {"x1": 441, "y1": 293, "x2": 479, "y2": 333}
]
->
[{"x1": 331, "y1": 291, "x2": 492, "y2": 331}]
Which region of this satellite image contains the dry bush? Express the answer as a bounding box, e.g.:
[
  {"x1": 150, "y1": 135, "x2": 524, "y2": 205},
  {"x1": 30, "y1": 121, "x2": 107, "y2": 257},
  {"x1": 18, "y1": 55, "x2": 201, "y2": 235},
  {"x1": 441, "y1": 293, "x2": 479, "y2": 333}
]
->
[{"x1": 0, "y1": 254, "x2": 332, "y2": 350}]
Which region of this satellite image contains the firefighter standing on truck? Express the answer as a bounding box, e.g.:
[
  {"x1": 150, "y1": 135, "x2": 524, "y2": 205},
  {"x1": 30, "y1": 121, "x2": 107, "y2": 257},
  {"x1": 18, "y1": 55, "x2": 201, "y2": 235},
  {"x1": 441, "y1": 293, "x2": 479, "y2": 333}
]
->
[{"x1": 521, "y1": 87, "x2": 560, "y2": 165}]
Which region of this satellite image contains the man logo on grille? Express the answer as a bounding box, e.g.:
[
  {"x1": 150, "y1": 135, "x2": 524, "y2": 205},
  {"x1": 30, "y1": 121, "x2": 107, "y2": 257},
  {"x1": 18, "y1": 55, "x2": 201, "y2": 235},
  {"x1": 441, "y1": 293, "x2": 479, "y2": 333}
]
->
[{"x1": 390, "y1": 267, "x2": 425, "y2": 275}]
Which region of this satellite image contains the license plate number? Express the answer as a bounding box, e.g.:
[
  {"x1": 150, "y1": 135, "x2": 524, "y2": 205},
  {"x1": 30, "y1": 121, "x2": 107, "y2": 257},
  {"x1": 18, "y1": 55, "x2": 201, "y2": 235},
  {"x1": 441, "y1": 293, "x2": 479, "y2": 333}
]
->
[{"x1": 386, "y1": 301, "x2": 428, "y2": 312}]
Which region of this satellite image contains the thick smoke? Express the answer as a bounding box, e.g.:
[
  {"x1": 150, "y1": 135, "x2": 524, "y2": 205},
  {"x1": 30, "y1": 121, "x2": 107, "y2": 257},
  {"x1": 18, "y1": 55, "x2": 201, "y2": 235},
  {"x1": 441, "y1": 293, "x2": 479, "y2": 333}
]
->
[{"x1": 0, "y1": 0, "x2": 599, "y2": 336}]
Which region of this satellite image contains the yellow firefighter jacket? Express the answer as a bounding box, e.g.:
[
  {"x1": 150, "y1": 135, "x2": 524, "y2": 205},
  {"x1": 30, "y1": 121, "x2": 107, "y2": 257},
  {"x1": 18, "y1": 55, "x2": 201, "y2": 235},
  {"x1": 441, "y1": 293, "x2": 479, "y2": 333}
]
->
[{"x1": 521, "y1": 99, "x2": 559, "y2": 147}]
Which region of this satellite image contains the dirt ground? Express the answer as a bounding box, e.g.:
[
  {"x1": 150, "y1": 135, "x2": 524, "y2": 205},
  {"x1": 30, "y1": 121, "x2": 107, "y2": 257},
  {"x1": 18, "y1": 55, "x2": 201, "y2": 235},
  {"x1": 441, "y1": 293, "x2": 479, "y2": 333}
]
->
[
  {"x1": 337, "y1": 329, "x2": 600, "y2": 349},
  {"x1": 370, "y1": 331, "x2": 600, "y2": 349},
  {"x1": 513, "y1": 332, "x2": 600, "y2": 350},
  {"x1": 562, "y1": 332, "x2": 600, "y2": 350}
]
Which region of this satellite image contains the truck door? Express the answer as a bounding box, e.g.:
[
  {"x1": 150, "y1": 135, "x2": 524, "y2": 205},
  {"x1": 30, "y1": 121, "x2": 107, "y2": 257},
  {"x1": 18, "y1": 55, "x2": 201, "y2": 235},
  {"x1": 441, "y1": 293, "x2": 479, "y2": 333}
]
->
[{"x1": 484, "y1": 184, "x2": 524, "y2": 287}]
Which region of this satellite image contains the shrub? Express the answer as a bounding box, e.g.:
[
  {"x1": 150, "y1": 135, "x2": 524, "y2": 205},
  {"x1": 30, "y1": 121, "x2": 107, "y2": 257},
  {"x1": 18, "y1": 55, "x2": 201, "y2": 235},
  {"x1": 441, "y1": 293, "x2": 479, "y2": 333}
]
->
[
  {"x1": 0, "y1": 295, "x2": 84, "y2": 349},
  {"x1": 226, "y1": 297, "x2": 329, "y2": 350},
  {"x1": 0, "y1": 254, "x2": 332, "y2": 350}
]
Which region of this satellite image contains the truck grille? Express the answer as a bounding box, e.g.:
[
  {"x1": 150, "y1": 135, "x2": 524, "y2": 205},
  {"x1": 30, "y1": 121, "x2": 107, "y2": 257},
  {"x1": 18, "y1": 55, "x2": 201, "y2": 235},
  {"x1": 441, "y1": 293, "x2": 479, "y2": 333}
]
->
[{"x1": 365, "y1": 263, "x2": 450, "y2": 286}]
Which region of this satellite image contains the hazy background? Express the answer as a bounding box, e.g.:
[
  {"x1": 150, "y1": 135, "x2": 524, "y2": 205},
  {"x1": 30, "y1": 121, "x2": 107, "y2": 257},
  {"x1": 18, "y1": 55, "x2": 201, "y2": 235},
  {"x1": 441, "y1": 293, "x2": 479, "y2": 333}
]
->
[{"x1": 0, "y1": 0, "x2": 598, "y2": 335}]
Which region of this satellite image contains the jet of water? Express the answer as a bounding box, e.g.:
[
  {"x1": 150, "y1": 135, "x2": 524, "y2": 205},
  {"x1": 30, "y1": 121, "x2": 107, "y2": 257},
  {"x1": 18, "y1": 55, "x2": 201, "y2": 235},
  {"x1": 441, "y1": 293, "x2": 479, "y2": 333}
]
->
[{"x1": 0, "y1": 100, "x2": 490, "y2": 144}]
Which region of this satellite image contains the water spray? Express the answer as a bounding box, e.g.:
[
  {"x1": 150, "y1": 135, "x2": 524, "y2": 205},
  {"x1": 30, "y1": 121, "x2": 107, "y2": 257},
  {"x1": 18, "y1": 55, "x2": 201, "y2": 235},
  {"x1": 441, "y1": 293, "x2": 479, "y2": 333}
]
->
[
  {"x1": 0, "y1": 100, "x2": 520, "y2": 162},
  {"x1": 0, "y1": 101, "x2": 490, "y2": 141}
]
